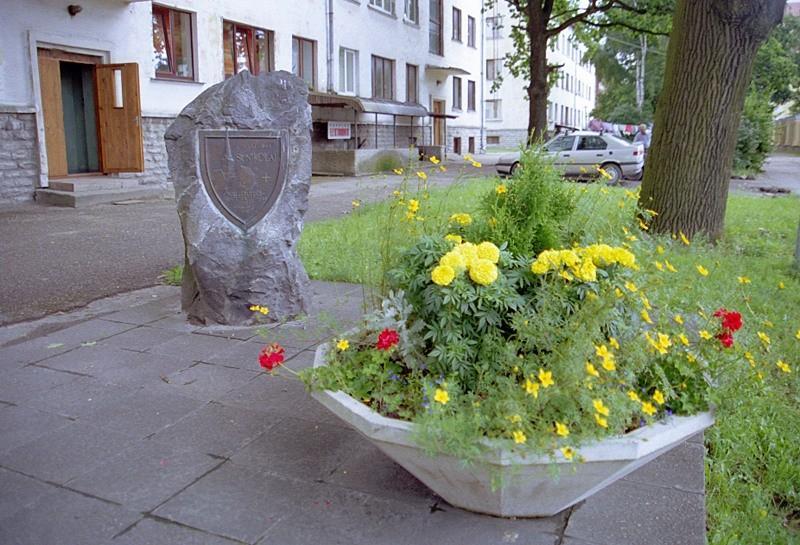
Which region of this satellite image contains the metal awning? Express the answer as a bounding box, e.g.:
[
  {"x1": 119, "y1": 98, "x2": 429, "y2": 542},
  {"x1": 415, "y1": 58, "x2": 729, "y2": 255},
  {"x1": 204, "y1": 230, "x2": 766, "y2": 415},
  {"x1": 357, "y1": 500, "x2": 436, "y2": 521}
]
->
[
  {"x1": 425, "y1": 64, "x2": 470, "y2": 76},
  {"x1": 308, "y1": 92, "x2": 428, "y2": 117}
]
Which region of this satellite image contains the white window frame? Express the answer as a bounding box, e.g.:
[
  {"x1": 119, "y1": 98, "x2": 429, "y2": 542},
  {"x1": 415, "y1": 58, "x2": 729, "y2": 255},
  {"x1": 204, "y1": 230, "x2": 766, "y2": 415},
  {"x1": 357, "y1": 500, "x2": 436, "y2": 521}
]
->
[
  {"x1": 338, "y1": 47, "x2": 358, "y2": 96},
  {"x1": 486, "y1": 16, "x2": 503, "y2": 40},
  {"x1": 486, "y1": 58, "x2": 501, "y2": 81},
  {"x1": 485, "y1": 99, "x2": 501, "y2": 121},
  {"x1": 369, "y1": 0, "x2": 395, "y2": 15},
  {"x1": 404, "y1": 0, "x2": 418, "y2": 23}
]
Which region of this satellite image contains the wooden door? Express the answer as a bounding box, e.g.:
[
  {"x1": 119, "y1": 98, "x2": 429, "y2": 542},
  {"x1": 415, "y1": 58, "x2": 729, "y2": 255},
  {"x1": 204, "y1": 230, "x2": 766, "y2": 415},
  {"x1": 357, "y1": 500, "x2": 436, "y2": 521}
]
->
[
  {"x1": 95, "y1": 63, "x2": 144, "y2": 172},
  {"x1": 37, "y1": 51, "x2": 68, "y2": 177},
  {"x1": 433, "y1": 100, "x2": 445, "y2": 147}
]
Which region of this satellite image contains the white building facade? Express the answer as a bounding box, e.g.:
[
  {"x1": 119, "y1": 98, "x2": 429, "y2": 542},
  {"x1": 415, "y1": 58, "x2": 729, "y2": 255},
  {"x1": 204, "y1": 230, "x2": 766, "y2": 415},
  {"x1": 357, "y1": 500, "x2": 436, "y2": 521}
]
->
[
  {"x1": 483, "y1": 3, "x2": 596, "y2": 147},
  {"x1": 0, "y1": 0, "x2": 485, "y2": 205}
]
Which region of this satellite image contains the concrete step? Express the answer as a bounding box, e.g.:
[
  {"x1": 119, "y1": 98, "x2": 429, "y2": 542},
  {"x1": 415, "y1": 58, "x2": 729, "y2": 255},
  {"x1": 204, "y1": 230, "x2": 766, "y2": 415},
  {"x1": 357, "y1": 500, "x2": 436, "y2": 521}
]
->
[
  {"x1": 48, "y1": 178, "x2": 143, "y2": 192},
  {"x1": 35, "y1": 186, "x2": 171, "y2": 208}
]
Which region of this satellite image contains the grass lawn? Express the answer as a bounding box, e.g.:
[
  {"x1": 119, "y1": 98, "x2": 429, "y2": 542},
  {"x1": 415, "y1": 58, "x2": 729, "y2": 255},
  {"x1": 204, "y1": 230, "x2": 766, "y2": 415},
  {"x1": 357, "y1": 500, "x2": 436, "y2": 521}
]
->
[{"x1": 299, "y1": 177, "x2": 800, "y2": 544}]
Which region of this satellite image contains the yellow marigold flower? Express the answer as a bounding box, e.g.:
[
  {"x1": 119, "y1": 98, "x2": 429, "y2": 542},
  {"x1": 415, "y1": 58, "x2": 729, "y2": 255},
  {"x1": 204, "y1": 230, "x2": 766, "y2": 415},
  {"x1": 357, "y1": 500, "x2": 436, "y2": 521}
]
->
[
  {"x1": 444, "y1": 234, "x2": 462, "y2": 244},
  {"x1": 416, "y1": 171, "x2": 428, "y2": 181},
  {"x1": 757, "y1": 331, "x2": 771, "y2": 345},
  {"x1": 586, "y1": 362, "x2": 600, "y2": 378},
  {"x1": 624, "y1": 281, "x2": 638, "y2": 293},
  {"x1": 593, "y1": 399, "x2": 610, "y2": 416},
  {"x1": 512, "y1": 430, "x2": 527, "y2": 444},
  {"x1": 476, "y1": 241, "x2": 500, "y2": 264},
  {"x1": 538, "y1": 368, "x2": 555, "y2": 388},
  {"x1": 656, "y1": 245, "x2": 665, "y2": 255},
  {"x1": 508, "y1": 414, "x2": 522, "y2": 424},
  {"x1": 392, "y1": 168, "x2": 404, "y2": 175},
  {"x1": 555, "y1": 422, "x2": 570, "y2": 437},
  {"x1": 679, "y1": 231, "x2": 690, "y2": 245},
  {"x1": 678, "y1": 333, "x2": 690, "y2": 346},
  {"x1": 531, "y1": 260, "x2": 549, "y2": 275},
  {"x1": 429, "y1": 155, "x2": 440, "y2": 165},
  {"x1": 431, "y1": 264, "x2": 456, "y2": 286},
  {"x1": 449, "y1": 212, "x2": 472, "y2": 226},
  {"x1": 776, "y1": 360, "x2": 791, "y2": 373},
  {"x1": 609, "y1": 337, "x2": 620, "y2": 350},
  {"x1": 674, "y1": 314, "x2": 684, "y2": 325},
  {"x1": 434, "y1": 388, "x2": 449, "y2": 404},
  {"x1": 696, "y1": 264, "x2": 709, "y2": 277},
  {"x1": 336, "y1": 339, "x2": 350, "y2": 351},
  {"x1": 495, "y1": 184, "x2": 508, "y2": 195},
  {"x1": 699, "y1": 330, "x2": 713, "y2": 340},
  {"x1": 576, "y1": 259, "x2": 598, "y2": 282},
  {"x1": 641, "y1": 401, "x2": 657, "y2": 416},
  {"x1": 653, "y1": 390, "x2": 665, "y2": 405},
  {"x1": 653, "y1": 261, "x2": 664, "y2": 271},
  {"x1": 627, "y1": 390, "x2": 640, "y2": 402},
  {"x1": 601, "y1": 358, "x2": 616, "y2": 372},
  {"x1": 738, "y1": 276, "x2": 751, "y2": 284},
  {"x1": 524, "y1": 378, "x2": 540, "y2": 398},
  {"x1": 560, "y1": 447, "x2": 575, "y2": 460},
  {"x1": 559, "y1": 269, "x2": 574, "y2": 281},
  {"x1": 594, "y1": 413, "x2": 609, "y2": 428},
  {"x1": 468, "y1": 259, "x2": 499, "y2": 286},
  {"x1": 440, "y1": 250, "x2": 467, "y2": 273},
  {"x1": 664, "y1": 260, "x2": 678, "y2": 273},
  {"x1": 641, "y1": 309, "x2": 653, "y2": 325}
]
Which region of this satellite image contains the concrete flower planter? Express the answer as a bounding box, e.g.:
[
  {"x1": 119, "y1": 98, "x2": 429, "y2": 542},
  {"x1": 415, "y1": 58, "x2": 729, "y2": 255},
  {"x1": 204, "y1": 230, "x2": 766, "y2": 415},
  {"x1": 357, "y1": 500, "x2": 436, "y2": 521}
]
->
[{"x1": 311, "y1": 343, "x2": 714, "y2": 517}]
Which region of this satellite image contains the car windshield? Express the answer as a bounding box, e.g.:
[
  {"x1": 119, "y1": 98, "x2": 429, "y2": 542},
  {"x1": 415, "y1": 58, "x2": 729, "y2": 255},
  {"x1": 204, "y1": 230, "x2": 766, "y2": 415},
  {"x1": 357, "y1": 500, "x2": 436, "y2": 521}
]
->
[
  {"x1": 604, "y1": 135, "x2": 633, "y2": 148},
  {"x1": 545, "y1": 135, "x2": 575, "y2": 152}
]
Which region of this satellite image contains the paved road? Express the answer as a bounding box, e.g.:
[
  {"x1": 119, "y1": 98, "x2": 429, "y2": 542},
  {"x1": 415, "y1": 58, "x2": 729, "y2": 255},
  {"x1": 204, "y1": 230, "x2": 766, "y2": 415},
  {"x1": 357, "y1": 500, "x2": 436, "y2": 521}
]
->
[{"x1": 0, "y1": 164, "x2": 487, "y2": 325}]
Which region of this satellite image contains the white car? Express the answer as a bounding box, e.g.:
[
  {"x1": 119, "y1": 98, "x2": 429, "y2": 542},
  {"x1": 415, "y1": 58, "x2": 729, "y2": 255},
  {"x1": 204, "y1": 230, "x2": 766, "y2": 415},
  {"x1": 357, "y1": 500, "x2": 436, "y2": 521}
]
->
[{"x1": 496, "y1": 131, "x2": 644, "y2": 183}]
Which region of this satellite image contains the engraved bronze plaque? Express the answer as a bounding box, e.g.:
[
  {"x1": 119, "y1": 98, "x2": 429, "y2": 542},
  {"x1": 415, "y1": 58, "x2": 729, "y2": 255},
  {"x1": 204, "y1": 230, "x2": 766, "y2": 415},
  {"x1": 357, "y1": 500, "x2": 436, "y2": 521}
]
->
[{"x1": 199, "y1": 130, "x2": 288, "y2": 231}]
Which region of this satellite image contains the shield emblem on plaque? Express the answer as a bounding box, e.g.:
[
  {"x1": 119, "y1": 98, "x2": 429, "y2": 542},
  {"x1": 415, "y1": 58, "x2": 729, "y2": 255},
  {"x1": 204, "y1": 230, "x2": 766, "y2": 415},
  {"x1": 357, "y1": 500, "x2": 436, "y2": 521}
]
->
[{"x1": 199, "y1": 129, "x2": 288, "y2": 231}]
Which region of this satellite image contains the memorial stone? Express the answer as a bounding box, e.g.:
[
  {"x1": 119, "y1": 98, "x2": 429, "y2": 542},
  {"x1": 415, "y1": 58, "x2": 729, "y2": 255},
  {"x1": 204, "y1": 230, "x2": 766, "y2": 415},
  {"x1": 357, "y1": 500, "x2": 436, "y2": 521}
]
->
[{"x1": 165, "y1": 71, "x2": 312, "y2": 325}]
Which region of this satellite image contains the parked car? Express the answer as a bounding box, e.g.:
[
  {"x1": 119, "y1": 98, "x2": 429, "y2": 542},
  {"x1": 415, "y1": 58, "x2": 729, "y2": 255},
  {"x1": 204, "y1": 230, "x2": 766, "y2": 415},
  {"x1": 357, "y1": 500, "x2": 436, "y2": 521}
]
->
[{"x1": 496, "y1": 131, "x2": 644, "y2": 183}]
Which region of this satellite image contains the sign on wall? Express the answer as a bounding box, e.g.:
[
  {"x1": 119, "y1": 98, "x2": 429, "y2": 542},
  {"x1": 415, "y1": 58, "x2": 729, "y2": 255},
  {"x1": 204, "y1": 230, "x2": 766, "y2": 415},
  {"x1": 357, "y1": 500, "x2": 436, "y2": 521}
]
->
[{"x1": 327, "y1": 122, "x2": 351, "y2": 140}]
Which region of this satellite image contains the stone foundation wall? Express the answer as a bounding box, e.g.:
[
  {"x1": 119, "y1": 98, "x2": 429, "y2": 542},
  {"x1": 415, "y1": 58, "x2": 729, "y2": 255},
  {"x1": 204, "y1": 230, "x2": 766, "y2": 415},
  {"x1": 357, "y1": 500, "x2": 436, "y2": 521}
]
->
[
  {"x1": 0, "y1": 112, "x2": 39, "y2": 204},
  {"x1": 485, "y1": 129, "x2": 528, "y2": 149},
  {"x1": 446, "y1": 126, "x2": 481, "y2": 156},
  {"x1": 123, "y1": 116, "x2": 173, "y2": 187}
]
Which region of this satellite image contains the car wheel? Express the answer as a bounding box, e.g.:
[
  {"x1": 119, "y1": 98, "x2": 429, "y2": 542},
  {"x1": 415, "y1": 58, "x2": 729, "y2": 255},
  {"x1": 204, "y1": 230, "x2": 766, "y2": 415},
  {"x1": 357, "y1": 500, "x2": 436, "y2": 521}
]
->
[
  {"x1": 601, "y1": 163, "x2": 622, "y2": 184},
  {"x1": 510, "y1": 162, "x2": 520, "y2": 177}
]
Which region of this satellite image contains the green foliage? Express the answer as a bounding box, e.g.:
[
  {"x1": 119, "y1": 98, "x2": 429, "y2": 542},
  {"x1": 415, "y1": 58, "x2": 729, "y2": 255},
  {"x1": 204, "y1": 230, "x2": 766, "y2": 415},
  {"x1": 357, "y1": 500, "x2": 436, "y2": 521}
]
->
[
  {"x1": 161, "y1": 265, "x2": 183, "y2": 286},
  {"x1": 734, "y1": 93, "x2": 774, "y2": 174},
  {"x1": 470, "y1": 148, "x2": 575, "y2": 256}
]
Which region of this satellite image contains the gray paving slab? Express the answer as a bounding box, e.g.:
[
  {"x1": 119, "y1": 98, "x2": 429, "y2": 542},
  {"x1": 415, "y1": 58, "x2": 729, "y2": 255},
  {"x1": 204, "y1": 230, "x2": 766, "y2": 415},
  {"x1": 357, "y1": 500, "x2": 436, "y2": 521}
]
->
[
  {"x1": 98, "y1": 324, "x2": 185, "y2": 352},
  {"x1": 0, "y1": 420, "x2": 138, "y2": 484},
  {"x1": 19, "y1": 375, "x2": 134, "y2": 419},
  {"x1": 148, "y1": 332, "x2": 244, "y2": 361},
  {"x1": 0, "y1": 468, "x2": 55, "y2": 522},
  {"x1": 80, "y1": 384, "x2": 204, "y2": 438},
  {"x1": 202, "y1": 339, "x2": 301, "y2": 370},
  {"x1": 0, "y1": 365, "x2": 80, "y2": 405},
  {"x1": 0, "y1": 404, "x2": 72, "y2": 455},
  {"x1": 563, "y1": 478, "x2": 705, "y2": 545},
  {"x1": 134, "y1": 314, "x2": 200, "y2": 333},
  {"x1": 41, "y1": 318, "x2": 138, "y2": 344},
  {"x1": 112, "y1": 517, "x2": 243, "y2": 545},
  {"x1": 148, "y1": 401, "x2": 274, "y2": 457},
  {"x1": 102, "y1": 300, "x2": 181, "y2": 326},
  {"x1": 89, "y1": 350, "x2": 194, "y2": 388},
  {"x1": 282, "y1": 348, "x2": 317, "y2": 371},
  {"x1": 162, "y1": 362, "x2": 261, "y2": 401},
  {"x1": 66, "y1": 441, "x2": 221, "y2": 512},
  {"x1": 34, "y1": 343, "x2": 152, "y2": 376},
  {"x1": 192, "y1": 324, "x2": 263, "y2": 341},
  {"x1": 0, "y1": 484, "x2": 142, "y2": 545},
  {"x1": 0, "y1": 335, "x2": 81, "y2": 369},
  {"x1": 623, "y1": 440, "x2": 705, "y2": 493}
]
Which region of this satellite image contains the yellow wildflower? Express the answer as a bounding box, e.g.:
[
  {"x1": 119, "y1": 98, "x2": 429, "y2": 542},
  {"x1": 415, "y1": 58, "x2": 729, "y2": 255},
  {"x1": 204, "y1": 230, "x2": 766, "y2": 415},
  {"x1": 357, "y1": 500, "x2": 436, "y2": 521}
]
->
[
  {"x1": 656, "y1": 245, "x2": 665, "y2": 254},
  {"x1": 696, "y1": 264, "x2": 709, "y2": 277},
  {"x1": 468, "y1": 259, "x2": 499, "y2": 286},
  {"x1": 439, "y1": 165, "x2": 447, "y2": 172},
  {"x1": 524, "y1": 378, "x2": 540, "y2": 398},
  {"x1": 674, "y1": 314, "x2": 684, "y2": 325},
  {"x1": 615, "y1": 288, "x2": 624, "y2": 298},
  {"x1": 407, "y1": 199, "x2": 420, "y2": 213},
  {"x1": 641, "y1": 309, "x2": 653, "y2": 325},
  {"x1": 434, "y1": 388, "x2": 450, "y2": 404},
  {"x1": 416, "y1": 171, "x2": 428, "y2": 181},
  {"x1": 560, "y1": 447, "x2": 575, "y2": 460},
  {"x1": 476, "y1": 241, "x2": 501, "y2": 264},
  {"x1": 351, "y1": 200, "x2": 361, "y2": 208},
  {"x1": 699, "y1": 330, "x2": 713, "y2": 340},
  {"x1": 249, "y1": 305, "x2": 270, "y2": 315},
  {"x1": 738, "y1": 276, "x2": 751, "y2": 284},
  {"x1": 778, "y1": 281, "x2": 785, "y2": 289},
  {"x1": 653, "y1": 261, "x2": 664, "y2": 271},
  {"x1": 796, "y1": 329, "x2": 800, "y2": 340},
  {"x1": 495, "y1": 184, "x2": 508, "y2": 195},
  {"x1": 627, "y1": 390, "x2": 640, "y2": 402},
  {"x1": 444, "y1": 234, "x2": 462, "y2": 244},
  {"x1": 638, "y1": 218, "x2": 649, "y2": 231},
  {"x1": 609, "y1": 337, "x2": 620, "y2": 350},
  {"x1": 585, "y1": 362, "x2": 600, "y2": 378},
  {"x1": 555, "y1": 422, "x2": 570, "y2": 437},
  {"x1": 653, "y1": 390, "x2": 665, "y2": 405},
  {"x1": 429, "y1": 155, "x2": 440, "y2": 165},
  {"x1": 392, "y1": 167, "x2": 404, "y2": 175},
  {"x1": 449, "y1": 212, "x2": 472, "y2": 226},
  {"x1": 641, "y1": 401, "x2": 657, "y2": 416},
  {"x1": 508, "y1": 414, "x2": 522, "y2": 424},
  {"x1": 471, "y1": 160, "x2": 482, "y2": 168},
  {"x1": 664, "y1": 260, "x2": 678, "y2": 273},
  {"x1": 776, "y1": 360, "x2": 791, "y2": 373},
  {"x1": 686, "y1": 353, "x2": 697, "y2": 363},
  {"x1": 593, "y1": 399, "x2": 610, "y2": 416},
  {"x1": 464, "y1": 154, "x2": 473, "y2": 162},
  {"x1": 512, "y1": 430, "x2": 527, "y2": 444},
  {"x1": 539, "y1": 368, "x2": 555, "y2": 388},
  {"x1": 679, "y1": 231, "x2": 690, "y2": 245},
  {"x1": 431, "y1": 264, "x2": 456, "y2": 286},
  {"x1": 594, "y1": 413, "x2": 609, "y2": 428},
  {"x1": 678, "y1": 333, "x2": 690, "y2": 346},
  {"x1": 624, "y1": 281, "x2": 638, "y2": 293},
  {"x1": 757, "y1": 331, "x2": 771, "y2": 345},
  {"x1": 336, "y1": 339, "x2": 350, "y2": 351}
]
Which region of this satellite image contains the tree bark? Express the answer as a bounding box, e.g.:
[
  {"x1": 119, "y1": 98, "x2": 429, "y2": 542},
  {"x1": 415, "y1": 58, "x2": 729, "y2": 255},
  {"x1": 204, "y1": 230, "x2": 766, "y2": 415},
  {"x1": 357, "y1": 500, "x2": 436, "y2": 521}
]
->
[
  {"x1": 638, "y1": 0, "x2": 786, "y2": 240},
  {"x1": 527, "y1": 3, "x2": 549, "y2": 142}
]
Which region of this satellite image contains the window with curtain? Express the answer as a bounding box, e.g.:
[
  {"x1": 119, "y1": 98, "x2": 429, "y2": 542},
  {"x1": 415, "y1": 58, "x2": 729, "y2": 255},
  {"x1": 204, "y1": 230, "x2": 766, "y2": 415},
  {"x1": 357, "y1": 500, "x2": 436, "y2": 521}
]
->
[
  {"x1": 372, "y1": 55, "x2": 395, "y2": 100},
  {"x1": 152, "y1": 5, "x2": 195, "y2": 79},
  {"x1": 222, "y1": 21, "x2": 273, "y2": 78},
  {"x1": 292, "y1": 36, "x2": 316, "y2": 89}
]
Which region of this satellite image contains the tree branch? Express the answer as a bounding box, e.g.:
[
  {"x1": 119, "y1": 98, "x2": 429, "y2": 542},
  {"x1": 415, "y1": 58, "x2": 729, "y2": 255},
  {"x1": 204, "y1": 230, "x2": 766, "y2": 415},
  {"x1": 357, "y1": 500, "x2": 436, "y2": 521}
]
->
[
  {"x1": 544, "y1": 0, "x2": 650, "y2": 37},
  {"x1": 582, "y1": 19, "x2": 670, "y2": 36}
]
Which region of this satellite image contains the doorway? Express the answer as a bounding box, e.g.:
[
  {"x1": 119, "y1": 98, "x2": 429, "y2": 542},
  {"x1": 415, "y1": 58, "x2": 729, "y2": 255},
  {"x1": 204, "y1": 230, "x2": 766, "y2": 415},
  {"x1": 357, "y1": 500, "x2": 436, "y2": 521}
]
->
[
  {"x1": 432, "y1": 100, "x2": 445, "y2": 147},
  {"x1": 453, "y1": 137, "x2": 461, "y2": 155},
  {"x1": 60, "y1": 62, "x2": 100, "y2": 174}
]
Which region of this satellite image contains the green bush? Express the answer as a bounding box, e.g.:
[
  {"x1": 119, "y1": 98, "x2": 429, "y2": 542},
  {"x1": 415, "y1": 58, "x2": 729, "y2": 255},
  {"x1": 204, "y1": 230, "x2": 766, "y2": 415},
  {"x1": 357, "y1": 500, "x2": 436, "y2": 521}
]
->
[
  {"x1": 469, "y1": 148, "x2": 575, "y2": 256},
  {"x1": 734, "y1": 92, "x2": 774, "y2": 175}
]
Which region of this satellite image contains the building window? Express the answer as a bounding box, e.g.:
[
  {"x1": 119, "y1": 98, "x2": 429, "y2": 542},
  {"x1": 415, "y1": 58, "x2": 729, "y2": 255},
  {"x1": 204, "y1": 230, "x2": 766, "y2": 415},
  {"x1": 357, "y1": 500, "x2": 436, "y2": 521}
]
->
[
  {"x1": 152, "y1": 5, "x2": 195, "y2": 79},
  {"x1": 429, "y1": 0, "x2": 443, "y2": 55},
  {"x1": 487, "y1": 135, "x2": 500, "y2": 145},
  {"x1": 223, "y1": 21, "x2": 272, "y2": 78},
  {"x1": 485, "y1": 99, "x2": 501, "y2": 121},
  {"x1": 486, "y1": 16, "x2": 503, "y2": 40},
  {"x1": 452, "y1": 76, "x2": 462, "y2": 110},
  {"x1": 406, "y1": 63, "x2": 418, "y2": 103},
  {"x1": 369, "y1": 0, "x2": 395, "y2": 14},
  {"x1": 339, "y1": 47, "x2": 358, "y2": 95},
  {"x1": 452, "y1": 8, "x2": 462, "y2": 42},
  {"x1": 467, "y1": 16, "x2": 476, "y2": 47},
  {"x1": 467, "y1": 80, "x2": 475, "y2": 111},
  {"x1": 372, "y1": 55, "x2": 395, "y2": 100},
  {"x1": 292, "y1": 36, "x2": 316, "y2": 89},
  {"x1": 486, "y1": 59, "x2": 501, "y2": 81},
  {"x1": 404, "y1": 0, "x2": 419, "y2": 23}
]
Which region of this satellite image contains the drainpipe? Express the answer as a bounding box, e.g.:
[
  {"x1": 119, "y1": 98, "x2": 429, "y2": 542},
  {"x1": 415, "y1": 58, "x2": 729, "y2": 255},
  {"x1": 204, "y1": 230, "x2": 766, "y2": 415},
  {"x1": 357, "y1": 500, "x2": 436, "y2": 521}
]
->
[
  {"x1": 479, "y1": 6, "x2": 485, "y2": 152},
  {"x1": 326, "y1": 0, "x2": 334, "y2": 93}
]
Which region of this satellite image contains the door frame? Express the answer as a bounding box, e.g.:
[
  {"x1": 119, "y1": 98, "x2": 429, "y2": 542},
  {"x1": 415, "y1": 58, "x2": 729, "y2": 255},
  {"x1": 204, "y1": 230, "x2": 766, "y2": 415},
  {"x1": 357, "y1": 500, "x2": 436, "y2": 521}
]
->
[{"x1": 28, "y1": 31, "x2": 110, "y2": 188}]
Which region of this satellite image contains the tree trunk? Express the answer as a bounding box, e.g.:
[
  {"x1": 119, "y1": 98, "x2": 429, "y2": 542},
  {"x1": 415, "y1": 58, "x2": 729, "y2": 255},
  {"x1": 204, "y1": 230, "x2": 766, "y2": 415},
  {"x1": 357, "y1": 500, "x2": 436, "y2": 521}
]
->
[
  {"x1": 639, "y1": 0, "x2": 786, "y2": 240},
  {"x1": 527, "y1": 5, "x2": 549, "y2": 142}
]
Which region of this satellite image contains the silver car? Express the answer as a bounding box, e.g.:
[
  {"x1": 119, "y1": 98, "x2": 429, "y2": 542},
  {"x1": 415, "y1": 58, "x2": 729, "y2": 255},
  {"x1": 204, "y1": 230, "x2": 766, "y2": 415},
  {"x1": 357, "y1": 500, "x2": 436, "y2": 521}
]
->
[{"x1": 496, "y1": 131, "x2": 644, "y2": 183}]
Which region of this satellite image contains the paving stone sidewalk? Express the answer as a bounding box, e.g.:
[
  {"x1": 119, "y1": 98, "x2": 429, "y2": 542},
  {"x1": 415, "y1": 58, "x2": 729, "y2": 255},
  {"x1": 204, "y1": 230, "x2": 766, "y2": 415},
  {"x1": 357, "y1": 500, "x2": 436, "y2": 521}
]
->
[{"x1": 0, "y1": 281, "x2": 706, "y2": 545}]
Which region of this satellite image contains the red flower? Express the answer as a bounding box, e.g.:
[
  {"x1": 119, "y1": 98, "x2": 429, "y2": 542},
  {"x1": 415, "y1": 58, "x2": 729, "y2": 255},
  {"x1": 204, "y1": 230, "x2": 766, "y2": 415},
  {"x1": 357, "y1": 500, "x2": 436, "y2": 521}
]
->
[
  {"x1": 716, "y1": 331, "x2": 734, "y2": 348},
  {"x1": 259, "y1": 343, "x2": 285, "y2": 371},
  {"x1": 713, "y1": 308, "x2": 742, "y2": 332},
  {"x1": 376, "y1": 328, "x2": 399, "y2": 351}
]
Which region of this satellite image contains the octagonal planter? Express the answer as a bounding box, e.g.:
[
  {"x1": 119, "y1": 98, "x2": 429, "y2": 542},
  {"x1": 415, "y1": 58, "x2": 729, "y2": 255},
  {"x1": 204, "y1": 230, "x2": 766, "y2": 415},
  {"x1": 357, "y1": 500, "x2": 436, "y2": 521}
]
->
[{"x1": 311, "y1": 342, "x2": 714, "y2": 518}]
